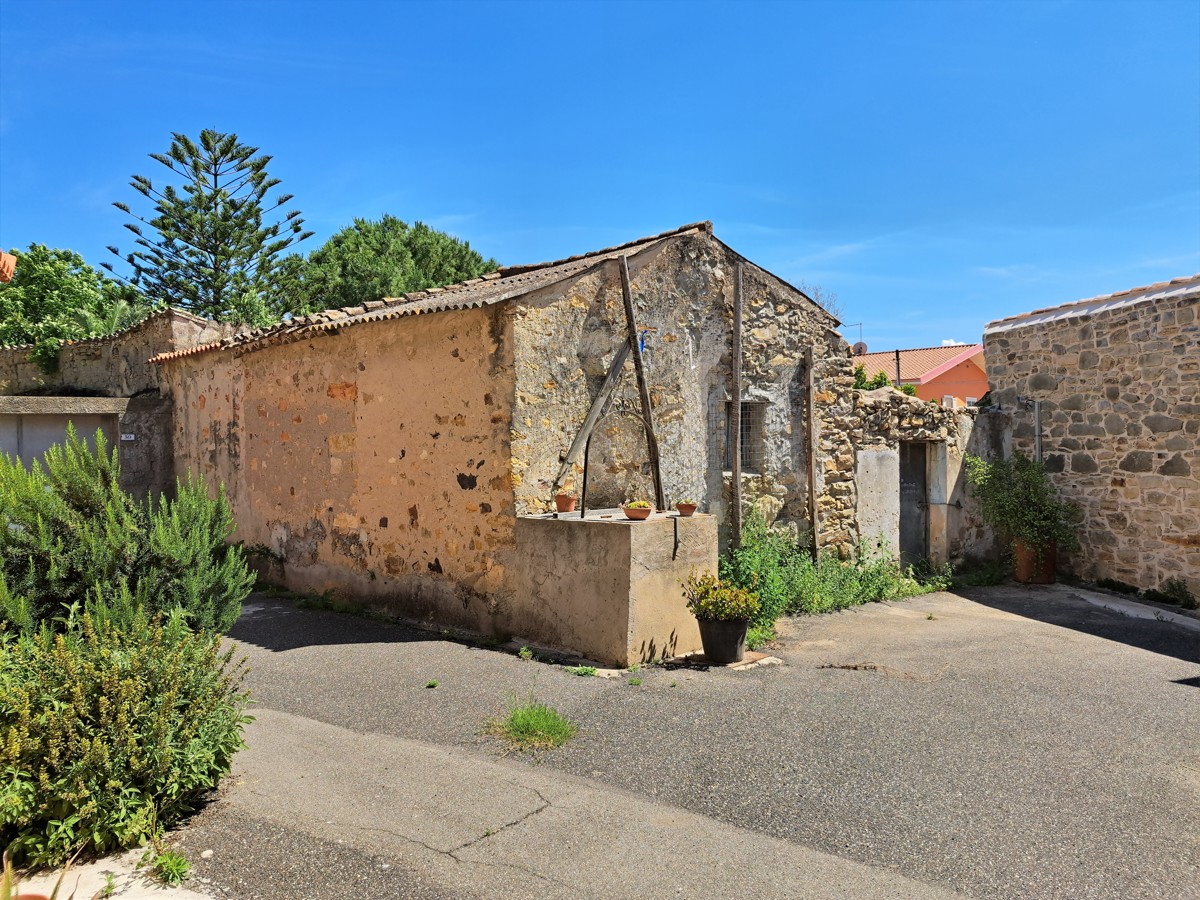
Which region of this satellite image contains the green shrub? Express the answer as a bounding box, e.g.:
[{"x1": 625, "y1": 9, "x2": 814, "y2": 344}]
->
[
  {"x1": 0, "y1": 606, "x2": 250, "y2": 865},
  {"x1": 964, "y1": 452, "x2": 1081, "y2": 560},
  {"x1": 0, "y1": 427, "x2": 253, "y2": 632},
  {"x1": 682, "y1": 573, "x2": 760, "y2": 622},
  {"x1": 720, "y1": 511, "x2": 940, "y2": 624}
]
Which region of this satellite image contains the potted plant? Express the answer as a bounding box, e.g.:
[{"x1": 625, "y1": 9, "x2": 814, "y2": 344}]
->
[
  {"x1": 964, "y1": 452, "x2": 1081, "y2": 584},
  {"x1": 675, "y1": 498, "x2": 698, "y2": 517},
  {"x1": 622, "y1": 499, "x2": 653, "y2": 520},
  {"x1": 554, "y1": 492, "x2": 577, "y2": 513},
  {"x1": 682, "y1": 572, "x2": 759, "y2": 664}
]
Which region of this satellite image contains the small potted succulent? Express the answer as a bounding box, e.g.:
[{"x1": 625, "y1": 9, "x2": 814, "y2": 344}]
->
[
  {"x1": 622, "y1": 499, "x2": 653, "y2": 520},
  {"x1": 554, "y1": 492, "x2": 577, "y2": 513},
  {"x1": 675, "y1": 498, "x2": 698, "y2": 517},
  {"x1": 682, "y1": 572, "x2": 759, "y2": 664}
]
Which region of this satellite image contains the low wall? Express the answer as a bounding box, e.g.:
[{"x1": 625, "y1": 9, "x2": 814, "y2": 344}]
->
[{"x1": 507, "y1": 512, "x2": 712, "y2": 666}]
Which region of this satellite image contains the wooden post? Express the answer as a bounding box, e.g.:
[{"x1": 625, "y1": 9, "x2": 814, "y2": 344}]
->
[
  {"x1": 550, "y1": 341, "x2": 632, "y2": 494},
  {"x1": 618, "y1": 255, "x2": 666, "y2": 512},
  {"x1": 731, "y1": 262, "x2": 744, "y2": 547},
  {"x1": 805, "y1": 346, "x2": 820, "y2": 560}
]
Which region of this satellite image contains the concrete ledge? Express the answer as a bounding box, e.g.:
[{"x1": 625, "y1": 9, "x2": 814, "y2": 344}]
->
[{"x1": 0, "y1": 395, "x2": 130, "y2": 415}]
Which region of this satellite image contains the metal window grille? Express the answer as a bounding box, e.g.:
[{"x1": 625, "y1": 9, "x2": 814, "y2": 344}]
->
[{"x1": 724, "y1": 401, "x2": 767, "y2": 473}]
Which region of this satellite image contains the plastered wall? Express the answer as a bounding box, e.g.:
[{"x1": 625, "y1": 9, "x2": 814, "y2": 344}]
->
[{"x1": 163, "y1": 306, "x2": 520, "y2": 632}]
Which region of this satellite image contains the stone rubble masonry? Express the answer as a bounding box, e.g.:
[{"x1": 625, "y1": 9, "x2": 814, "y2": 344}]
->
[
  {"x1": 984, "y1": 282, "x2": 1200, "y2": 595},
  {"x1": 0, "y1": 309, "x2": 230, "y2": 397}
]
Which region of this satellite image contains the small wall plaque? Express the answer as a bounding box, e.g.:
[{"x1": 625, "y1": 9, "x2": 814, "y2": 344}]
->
[{"x1": 120, "y1": 433, "x2": 136, "y2": 442}]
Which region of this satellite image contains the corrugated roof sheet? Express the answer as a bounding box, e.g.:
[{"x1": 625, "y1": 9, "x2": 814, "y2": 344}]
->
[
  {"x1": 984, "y1": 273, "x2": 1200, "y2": 335},
  {"x1": 151, "y1": 221, "x2": 714, "y2": 364},
  {"x1": 853, "y1": 344, "x2": 983, "y2": 383}
]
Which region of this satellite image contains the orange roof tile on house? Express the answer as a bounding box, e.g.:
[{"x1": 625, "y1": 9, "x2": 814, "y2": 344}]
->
[{"x1": 853, "y1": 344, "x2": 983, "y2": 384}]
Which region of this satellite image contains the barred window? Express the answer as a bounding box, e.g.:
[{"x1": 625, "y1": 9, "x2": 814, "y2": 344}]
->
[{"x1": 724, "y1": 401, "x2": 767, "y2": 474}]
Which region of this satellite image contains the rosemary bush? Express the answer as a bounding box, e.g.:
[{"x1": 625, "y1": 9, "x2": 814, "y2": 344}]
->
[{"x1": 0, "y1": 427, "x2": 253, "y2": 632}]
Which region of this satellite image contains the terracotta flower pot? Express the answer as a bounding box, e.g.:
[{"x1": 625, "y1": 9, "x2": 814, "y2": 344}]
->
[
  {"x1": 1014, "y1": 539, "x2": 1056, "y2": 584},
  {"x1": 676, "y1": 502, "x2": 697, "y2": 517},
  {"x1": 554, "y1": 493, "x2": 577, "y2": 513},
  {"x1": 623, "y1": 506, "x2": 652, "y2": 520},
  {"x1": 697, "y1": 618, "x2": 748, "y2": 664}
]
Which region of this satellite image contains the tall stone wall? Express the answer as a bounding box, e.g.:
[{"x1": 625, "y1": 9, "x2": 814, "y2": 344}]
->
[
  {"x1": 508, "y1": 230, "x2": 850, "y2": 550},
  {"x1": 0, "y1": 310, "x2": 228, "y2": 397},
  {"x1": 985, "y1": 289, "x2": 1200, "y2": 593}
]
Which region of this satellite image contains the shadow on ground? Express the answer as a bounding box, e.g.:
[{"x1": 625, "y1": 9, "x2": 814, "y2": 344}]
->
[
  {"x1": 956, "y1": 584, "x2": 1200, "y2": 665},
  {"x1": 230, "y1": 596, "x2": 437, "y2": 652}
]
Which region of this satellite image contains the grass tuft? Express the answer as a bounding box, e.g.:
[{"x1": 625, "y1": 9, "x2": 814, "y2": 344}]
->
[{"x1": 488, "y1": 694, "x2": 577, "y2": 750}]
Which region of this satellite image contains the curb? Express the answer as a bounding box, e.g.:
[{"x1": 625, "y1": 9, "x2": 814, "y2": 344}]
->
[{"x1": 1067, "y1": 588, "x2": 1200, "y2": 633}]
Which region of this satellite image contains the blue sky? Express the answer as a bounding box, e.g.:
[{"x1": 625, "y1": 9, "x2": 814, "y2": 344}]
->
[{"x1": 2, "y1": 0, "x2": 1197, "y2": 350}]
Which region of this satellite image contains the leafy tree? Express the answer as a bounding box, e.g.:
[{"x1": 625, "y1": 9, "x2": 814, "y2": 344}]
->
[
  {"x1": 105, "y1": 129, "x2": 313, "y2": 324},
  {"x1": 0, "y1": 244, "x2": 147, "y2": 373},
  {"x1": 288, "y1": 215, "x2": 498, "y2": 312}
]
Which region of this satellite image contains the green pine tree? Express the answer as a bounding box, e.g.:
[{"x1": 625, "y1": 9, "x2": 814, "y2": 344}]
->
[{"x1": 105, "y1": 129, "x2": 314, "y2": 324}]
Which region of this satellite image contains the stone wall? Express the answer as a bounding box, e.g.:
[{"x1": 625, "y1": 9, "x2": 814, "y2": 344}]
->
[
  {"x1": 508, "y1": 230, "x2": 849, "y2": 550},
  {"x1": 984, "y1": 286, "x2": 1200, "y2": 593},
  {"x1": 841, "y1": 387, "x2": 1005, "y2": 565},
  {"x1": 0, "y1": 310, "x2": 227, "y2": 397}
]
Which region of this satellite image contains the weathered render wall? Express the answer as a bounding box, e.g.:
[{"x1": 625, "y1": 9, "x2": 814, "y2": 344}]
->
[
  {"x1": 985, "y1": 289, "x2": 1199, "y2": 593},
  {"x1": 508, "y1": 513, "x2": 712, "y2": 665},
  {"x1": 0, "y1": 311, "x2": 226, "y2": 397},
  {"x1": 162, "y1": 306, "x2": 520, "y2": 633},
  {"x1": 508, "y1": 231, "x2": 849, "y2": 550}
]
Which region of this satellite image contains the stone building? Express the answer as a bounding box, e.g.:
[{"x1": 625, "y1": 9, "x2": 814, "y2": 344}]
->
[
  {"x1": 984, "y1": 274, "x2": 1200, "y2": 594},
  {"x1": 2, "y1": 222, "x2": 999, "y2": 663},
  {"x1": 0, "y1": 309, "x2": 229, "y2": 497}
]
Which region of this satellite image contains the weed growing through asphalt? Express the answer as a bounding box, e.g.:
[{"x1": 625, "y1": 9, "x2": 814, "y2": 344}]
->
[
  {"x1": 564, "y1": 665, "x2": 597, "y2": 677},
  {"x1": 101, "y1": 873, "x2": 117, "y2": 897},
  {"x1": 151, "y1": 850, "x2": 190, "y2": 886},
  {"x1": 518, "y1": 646, "x2": 534, "y2": 660},
  {"x1": 488, "y1": 693, "x2": 577, "y2": 750},
  {"x1": 628, "y1": 677, "x2": 642, "y2": 686},
  {"x1": 747, "y1": 623, "x2": 776, "y2": 650},
  {"x1": 425, "y1": 680, "x2": 439, "y2": 688}
]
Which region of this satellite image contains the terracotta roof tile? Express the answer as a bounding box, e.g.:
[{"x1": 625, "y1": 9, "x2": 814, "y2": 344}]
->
[
  {"x1": 151, "y1": 221, "x2": 714, "y2": 364},
  {"x1": 853, "y1": 344, "x2": 983, "y2": 383}
]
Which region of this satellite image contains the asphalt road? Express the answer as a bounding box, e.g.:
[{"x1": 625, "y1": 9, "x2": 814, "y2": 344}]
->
[{"x1": 177, "y1": 585, "x2": 1200, "y2": 899}]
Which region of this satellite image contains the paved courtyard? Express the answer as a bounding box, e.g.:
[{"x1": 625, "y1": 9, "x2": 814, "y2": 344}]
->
[{"x1": 175, "y1": 585, "x2": 1200, "y2": 899}]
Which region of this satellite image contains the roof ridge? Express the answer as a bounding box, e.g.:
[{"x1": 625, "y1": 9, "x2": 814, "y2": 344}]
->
[
  {"x1": 151, "y1": 222, "x2": 714, "y2": 365},
  {"x1": 855, "y1": 343, "x2": 981, "y2": 357},
  {"x1": 494, "y1": 221, "x2": 712, "y2": 278},
  {"x1": 987, "y1": 273, "x2": 1200, "y2": 328}
]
